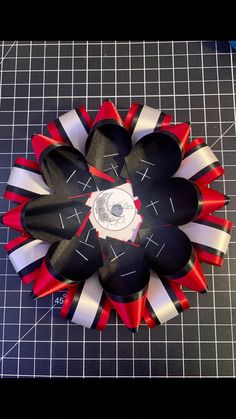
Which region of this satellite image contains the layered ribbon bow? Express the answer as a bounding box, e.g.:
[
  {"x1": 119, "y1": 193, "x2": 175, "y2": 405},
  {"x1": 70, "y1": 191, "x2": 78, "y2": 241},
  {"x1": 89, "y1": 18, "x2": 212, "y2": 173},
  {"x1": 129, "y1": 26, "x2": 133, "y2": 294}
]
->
[{"x1": 1, "y1": 100, "x2": 232, "y2": 332}]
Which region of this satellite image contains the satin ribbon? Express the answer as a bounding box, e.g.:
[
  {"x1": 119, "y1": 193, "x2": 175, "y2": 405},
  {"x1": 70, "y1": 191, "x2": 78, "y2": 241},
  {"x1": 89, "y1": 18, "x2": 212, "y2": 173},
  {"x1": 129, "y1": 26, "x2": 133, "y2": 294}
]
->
[
  {"x1": 1, "y1": 100, "x2": 232, "y2": 332},
  {"x1": 61, "y1": 274, "x2": 112, "y2": 331},
  {"x1": 4, "y1": 157, "x2": 50, "y2": 204},
  {"x1": 144, "y1": 270, "x2": 190, "y2": 327}
]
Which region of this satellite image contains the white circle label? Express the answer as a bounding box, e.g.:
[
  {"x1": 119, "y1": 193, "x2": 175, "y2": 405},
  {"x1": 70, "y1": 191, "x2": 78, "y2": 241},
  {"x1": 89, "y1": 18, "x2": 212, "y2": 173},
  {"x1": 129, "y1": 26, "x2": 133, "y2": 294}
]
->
[{"x1": 92, "y1": 188, "x2": 136, "y2": 231}]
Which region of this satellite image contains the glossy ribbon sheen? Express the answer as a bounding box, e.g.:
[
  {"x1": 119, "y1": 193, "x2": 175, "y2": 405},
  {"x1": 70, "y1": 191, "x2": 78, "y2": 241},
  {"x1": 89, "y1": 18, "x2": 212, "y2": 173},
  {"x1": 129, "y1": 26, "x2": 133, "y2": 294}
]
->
[
  {"x1": 131, "y1": 106, "x2": 162, "y2": 144},
  {"x1": 8, "y1": 166, "x2": 50, "y2": 195},
  {"x1": 173, "y1": 143, "x2": 220, "y2": 180},
  {"x1": 8, "y1": 239, "x2": 49, "y2": 273},
  {"x1": 179, "y1": 221, "x2": 231, "y2": 254},
  {"x1": 1, "y1": 101, "x2": 232, "y2": 332},
  {"x1": 57, "y1": 109, "x2": 89, "y2": 154},
  {"x1": 70, "y1": 273, "x2": 104, "y2": 327},
  {"x1": 147, "y1": 271, "x2": 179, "y2": 323}
]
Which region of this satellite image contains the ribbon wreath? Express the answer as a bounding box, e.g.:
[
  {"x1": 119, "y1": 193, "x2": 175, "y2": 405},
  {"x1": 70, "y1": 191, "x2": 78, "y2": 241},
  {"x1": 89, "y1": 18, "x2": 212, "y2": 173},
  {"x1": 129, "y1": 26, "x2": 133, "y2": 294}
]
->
[{"x1": 1, "y1": 100, "x2": 232, "y2": 332}]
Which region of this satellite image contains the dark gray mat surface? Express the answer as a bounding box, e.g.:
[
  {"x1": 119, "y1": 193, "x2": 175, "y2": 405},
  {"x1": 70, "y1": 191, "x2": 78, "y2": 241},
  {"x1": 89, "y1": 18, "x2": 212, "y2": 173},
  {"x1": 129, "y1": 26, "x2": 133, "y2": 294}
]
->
[{"x1": 0, "y1": 40, "x2": 235, "y2": 377}]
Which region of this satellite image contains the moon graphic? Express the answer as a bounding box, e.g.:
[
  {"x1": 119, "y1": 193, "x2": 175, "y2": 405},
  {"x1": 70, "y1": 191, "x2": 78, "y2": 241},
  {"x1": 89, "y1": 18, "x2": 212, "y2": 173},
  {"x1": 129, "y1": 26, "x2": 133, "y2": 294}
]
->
[{"x1": 93, "y1": 188, "x2": 136, "y2": 231}]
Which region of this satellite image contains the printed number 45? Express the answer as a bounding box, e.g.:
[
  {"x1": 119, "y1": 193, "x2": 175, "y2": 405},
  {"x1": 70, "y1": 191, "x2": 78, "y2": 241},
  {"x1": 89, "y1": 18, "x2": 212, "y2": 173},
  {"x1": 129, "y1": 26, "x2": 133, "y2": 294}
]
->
[{"x1": 55, "y1": 294, "x2": 66, "y2": 305}]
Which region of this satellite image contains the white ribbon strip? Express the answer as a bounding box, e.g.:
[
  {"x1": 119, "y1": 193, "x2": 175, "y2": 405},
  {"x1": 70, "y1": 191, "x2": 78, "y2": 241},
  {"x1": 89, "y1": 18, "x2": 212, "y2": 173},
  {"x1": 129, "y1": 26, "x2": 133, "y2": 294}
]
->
[
  {"x1": 131, "y1": 106, "x2": 161, "y2": 145},
  {"x1": 7, "y1": 167, "x2": 50, "y2": 195},
  {"x1": 59, "y1": 109, "x2": 88, "y2": 155},
  {"x1": 71, "y1": 273, "x2": 103, "y2": 328},
  {"x1": 173, "y1": 145, "x2": 218, "y2": 180},
  {"x1": 179, "y1": 222, "x2": 230, "y2": 254},
  {"x1": 147, "y1": 270, "x2": 179, "y2": 324},
  {"x1": 9, "y1": 239, "x2": 50, "y2": 273}
]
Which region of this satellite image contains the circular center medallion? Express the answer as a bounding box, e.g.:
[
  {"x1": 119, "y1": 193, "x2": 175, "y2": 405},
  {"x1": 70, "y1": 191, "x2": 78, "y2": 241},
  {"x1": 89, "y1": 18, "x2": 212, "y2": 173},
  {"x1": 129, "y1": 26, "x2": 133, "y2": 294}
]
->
[{"x1": 93, "y1": 188, "x2": 136, "y2": 231}]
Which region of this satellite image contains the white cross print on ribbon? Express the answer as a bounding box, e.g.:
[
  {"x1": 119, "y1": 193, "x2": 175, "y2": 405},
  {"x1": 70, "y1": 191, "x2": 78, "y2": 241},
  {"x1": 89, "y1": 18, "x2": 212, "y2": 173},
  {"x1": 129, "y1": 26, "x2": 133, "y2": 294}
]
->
[
  {"x1": 77, "y1": 176, "x2": 92, "y2": 191},
  {"x1": 66, "y1": 169, "x2": 92, "y2": 191},
  {"x1": 144, "y1": 234, "x2": 166, "y2": 259},
  {"x1": 66, "y1": 208, "x2": 83, "y2": 224},
  {"x1": 79, "y1": 227, "x2": 95, "y2": 249},
  {"x1": 102, "y1": 151, "x2": 120, "y2": 177},
  {"x1": 145, "y1": 200, "x2": 159, "y2": 215},
  {"x1": 109, "y1": 243, "x2": 125, "y2": 262},
  {"x1": 75, "y1": 227, "x2": 96, "y2": 261},
  {"x1": 136, "y1": 159, "x2": 155, "y2": 182},
  {"x1": 145, "y1": 197, "x2": 175, "y2": 215},
  {"x1": 58, "y1": 208, "x2": 83, "y2": 229},
  {"x1": 103, "y1": 163, "x2": 119, "y2": 177},
  {"x1": 145, "y1": 233, "x2": 159, "y2": 248}
]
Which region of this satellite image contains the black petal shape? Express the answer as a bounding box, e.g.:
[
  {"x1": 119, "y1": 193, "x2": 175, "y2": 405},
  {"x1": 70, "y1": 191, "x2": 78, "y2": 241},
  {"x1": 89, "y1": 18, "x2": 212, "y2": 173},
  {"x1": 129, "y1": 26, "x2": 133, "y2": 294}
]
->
[
  {"x1": 138, "y1": 224, "x2": 193, "y2": 276},
  {"x1": 98, "y1": 237, "x2": 150, "y2": 297},
  {"x1": 45, "y1": 219, "x2": 103, "y2": 282},
  {"x1": 138, "y1": 222, "x2": 207, "y2": 293},
  {"x1": 85, "y1": 127, "x2": 131, "y2": 185},
  {"x1": 123, "y1": 131, "x2": 182, "y2": 192},
  {"x1": 40, "y1": 145, "x2": 97, "y2": 196},
  {"x1": 139, "y1": 177, "x2": 200, "y2": 225},
  {"x1": 22, "y1": 195, "x2": 91, "y2": 242}
]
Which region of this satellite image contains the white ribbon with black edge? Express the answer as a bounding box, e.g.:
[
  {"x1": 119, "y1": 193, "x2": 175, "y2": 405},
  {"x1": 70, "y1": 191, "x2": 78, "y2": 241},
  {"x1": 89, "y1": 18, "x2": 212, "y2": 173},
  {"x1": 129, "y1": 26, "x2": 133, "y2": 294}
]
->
[
  {"x1": 47, "y1": 106, "x2": 92, "y2": 155},
  {"x1": 125, "y1": 103, "x2": 172, "y2": 145},
  {"x1": 62, "y1": 273, "x2": 111, "y2": 330},
  {"x1": 144, "y1": 270, "x2": 189, "y2": 327},
  {"x1": 4, "y1": 158, "x2": 50, "y2": 203},
  {"x1": 179, "y1": 215, "x2": 232, "y2": 266},
  {"x1": 5, "y1": 236, "x2": 50, "y2": 283},
  {"x1": 172, "y1": 138, "x2": 224, "y2": 184}
]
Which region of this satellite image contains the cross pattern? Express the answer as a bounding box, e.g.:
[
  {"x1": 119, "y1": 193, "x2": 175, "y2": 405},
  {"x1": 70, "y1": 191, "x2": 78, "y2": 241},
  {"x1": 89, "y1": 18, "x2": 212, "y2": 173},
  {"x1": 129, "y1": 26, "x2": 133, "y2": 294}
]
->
[
  {"x1": 58, "y1": 208, "x2": 83, "y2": 229},
  {"x1": 145, "y1": 197, "x2": 175, "y2": 216},
  {"x1": 109, "y1": 243, "x2": 125, "y2": 262},
  {"x1": 75, "y1": 227, "x2": 97, "y2": 261},
  {"x1": 66, "y1": 169, "x2": 92, "y2": 192},
  {"x1": 136, "y1": 159, "x2": 156, "y2": 182},
  {"x1": 66, "y1": 208, "x2": 83, "y2": 224},
  {"x1": 79, "y1": 228, "x2": 95, "y2": 249},
  {"x1": 136, "y1": 168, "x2": 151, "y2": 181},
  {"x1": 77, "y1": 176, "x2": 92, "y2": 191},
  {"x1": 104, "y1": 164, "x2": 119, "y2": 177},
  {"x1": 145, "y1": 234, "x2": 159, "y2": 248},
  {"x1": 144, "y1": 234, "x2": 166, "y2": 259},
  {"x1": 145, "y1": 200, "x2": 159, "y2": 215}
]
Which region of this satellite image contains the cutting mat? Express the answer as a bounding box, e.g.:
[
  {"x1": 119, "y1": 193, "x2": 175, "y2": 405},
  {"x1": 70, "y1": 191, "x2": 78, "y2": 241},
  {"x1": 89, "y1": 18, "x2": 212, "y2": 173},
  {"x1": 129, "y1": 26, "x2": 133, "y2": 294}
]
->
[{"x1": 0, "y1": 40, "x2": 235, "y2": 378}]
